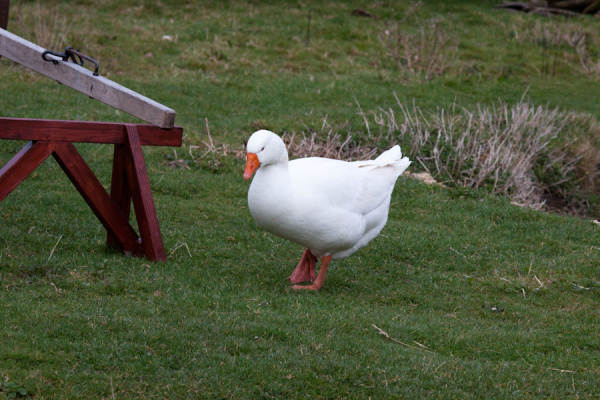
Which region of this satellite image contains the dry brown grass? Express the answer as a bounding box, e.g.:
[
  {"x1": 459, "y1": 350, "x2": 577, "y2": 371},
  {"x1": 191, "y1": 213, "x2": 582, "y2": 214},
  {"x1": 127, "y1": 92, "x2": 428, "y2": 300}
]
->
[
  {"x1": 183, "y1": 97, "x2": 600, "y2": 215},
  {"x1": 280, "y1": 130, "x2": 378, "y2": 161},
  {"x1": 378, "y1": 3, "x2": 458, "y2": 80},
  {"x1": 174, "y1": 92, "x2": 599, "y2": 216},
  {"x1": 176, "y1": 119, "x2": 380, "y2": 171},
  {"x1": 10, "y1": 0, "x2": 75, "y2": 51},
  {"x1": 357, "y1": 95, "x2": 600, "y2": 214}
]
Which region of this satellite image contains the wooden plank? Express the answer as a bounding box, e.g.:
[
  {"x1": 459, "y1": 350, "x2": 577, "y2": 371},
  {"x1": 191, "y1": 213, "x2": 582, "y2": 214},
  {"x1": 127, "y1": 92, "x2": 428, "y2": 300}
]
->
[
  {"x1": 0, "y1": 28, "x2": 176, "y2": 128},
  {"x1": 0, "y1": 118, "x2": 183, "y2": 147},
  {"x1": 52, "y1": 142, "x2": 143, "y2": 256},
  {"x1": 0, "y1": 141, "x2": 54, "y2": 202},
  {"x1": 106, "y1": 143, "x2": 132, "y2": 250},
  {"x1": 123, "y1": 125, "x2": 166, "y2": 261}
]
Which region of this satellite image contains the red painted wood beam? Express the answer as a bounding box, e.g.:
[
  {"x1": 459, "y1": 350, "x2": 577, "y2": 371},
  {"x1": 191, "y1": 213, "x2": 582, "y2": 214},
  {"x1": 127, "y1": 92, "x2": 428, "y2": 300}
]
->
[
  {"x1": 0, "y1": 0, "x2": 8, "y2": 30},
  {"x1": 123, "y1": 125, "x2": 166, "y2": 261},
  {"x1": 0, "y1": 141, "x2": 54, "y2": 202},
  {"x1": 106, "y1": 143, "x2": 133, "y2": 251},
  {"x1": 0, "y1": 118, "x2": 183, "y2": 147},
  {"x1": 52, "y1": 142, "x2": 144, "y2": 256}
]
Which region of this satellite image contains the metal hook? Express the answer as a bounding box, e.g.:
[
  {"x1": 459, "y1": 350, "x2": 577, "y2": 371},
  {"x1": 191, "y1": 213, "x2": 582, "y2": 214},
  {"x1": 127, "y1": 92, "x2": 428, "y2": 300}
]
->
[
  {"x1": 42, "y1": 46, "x2": 100, "y2": 76},
  {"x1": 41, "y1": 49, "x2": 66, "y2": 64},
  {"x1": 65, "y1": 47, "x2": 99, "y2": 76}
]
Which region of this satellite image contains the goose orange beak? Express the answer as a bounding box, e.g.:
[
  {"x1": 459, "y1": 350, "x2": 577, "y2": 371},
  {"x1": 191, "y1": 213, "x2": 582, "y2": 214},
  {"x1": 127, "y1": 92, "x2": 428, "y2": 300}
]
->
[{"x1": 243, "y1": 153, "x2": 260, "y2": 181}]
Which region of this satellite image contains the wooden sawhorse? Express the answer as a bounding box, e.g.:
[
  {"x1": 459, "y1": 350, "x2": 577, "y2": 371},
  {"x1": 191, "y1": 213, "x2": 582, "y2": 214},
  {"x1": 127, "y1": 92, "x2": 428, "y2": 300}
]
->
[{"x1": 0, "y1": 118, "x2": 183, "y2": 261}]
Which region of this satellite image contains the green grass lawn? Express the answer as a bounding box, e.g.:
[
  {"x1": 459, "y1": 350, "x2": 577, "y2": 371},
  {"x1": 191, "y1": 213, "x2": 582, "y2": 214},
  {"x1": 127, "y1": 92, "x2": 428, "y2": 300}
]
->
[{"x1": 1, "y1": 1, "x2": 600, "y2": 398}]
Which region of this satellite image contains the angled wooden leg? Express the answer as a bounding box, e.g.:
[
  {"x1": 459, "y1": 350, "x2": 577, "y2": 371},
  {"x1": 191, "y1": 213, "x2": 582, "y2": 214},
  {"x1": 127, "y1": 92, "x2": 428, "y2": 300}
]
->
[
  {"x1": 123, "y1": 125, "x2": 166, "y2": 261},
  {"x1": 0, "y1": 141, "x2": 55, "y2": 202},
  {"x1": 107, "y1": 143, "x2": 132, "y2": 251},
  {"x1": 52, "y1": 141, "x2": 143, "y2": 256}
]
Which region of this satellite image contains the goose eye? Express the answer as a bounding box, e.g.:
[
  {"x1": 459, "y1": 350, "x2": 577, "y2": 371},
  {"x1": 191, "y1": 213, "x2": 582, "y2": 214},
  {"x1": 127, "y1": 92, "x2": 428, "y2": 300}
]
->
[{"x1": 261, "y1": 146, "x2": 265, "y2": 152}]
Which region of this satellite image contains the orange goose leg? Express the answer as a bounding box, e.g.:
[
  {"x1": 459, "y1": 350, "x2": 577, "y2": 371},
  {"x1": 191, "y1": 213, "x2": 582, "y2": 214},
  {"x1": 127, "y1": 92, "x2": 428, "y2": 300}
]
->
[
  {"x1": 292, "y1": 255, "x2": 332, "y2": 291},
  {"x1": 289, "y1": 248, "x2": 316, "y2": 284}
]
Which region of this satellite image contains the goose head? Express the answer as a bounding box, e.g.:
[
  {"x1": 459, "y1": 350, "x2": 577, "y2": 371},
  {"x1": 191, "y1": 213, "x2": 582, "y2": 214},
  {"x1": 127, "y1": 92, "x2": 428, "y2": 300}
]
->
[{"x1": 243, "y1": 130, "x2": 289, "y2": 180}]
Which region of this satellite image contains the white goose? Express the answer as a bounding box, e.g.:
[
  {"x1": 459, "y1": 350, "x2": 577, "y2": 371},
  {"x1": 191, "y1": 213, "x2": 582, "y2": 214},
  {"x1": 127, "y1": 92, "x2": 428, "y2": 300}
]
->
[{"x1": 243, "y1": 130, "x2": 411, "y2": 290}]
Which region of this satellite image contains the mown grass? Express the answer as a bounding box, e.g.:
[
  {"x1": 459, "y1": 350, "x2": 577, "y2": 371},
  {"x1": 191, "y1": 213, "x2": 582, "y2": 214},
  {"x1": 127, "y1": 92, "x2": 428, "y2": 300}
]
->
[{"x1": 2, "y1": 0, "x2": 600, "y2": 398}]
